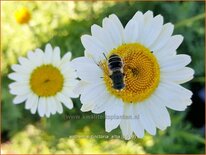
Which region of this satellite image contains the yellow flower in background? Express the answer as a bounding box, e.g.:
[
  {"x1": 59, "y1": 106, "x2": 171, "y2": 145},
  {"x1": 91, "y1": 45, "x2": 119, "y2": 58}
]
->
[{"x1": 15, "y1": 7, "x2": 31, "y2": 24}]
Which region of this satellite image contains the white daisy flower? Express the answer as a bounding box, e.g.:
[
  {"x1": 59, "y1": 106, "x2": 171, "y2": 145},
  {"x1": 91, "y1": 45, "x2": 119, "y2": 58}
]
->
[
  {"x1": 72, "y1": 11, "x2": 194, "y2": 140},
  {"x1": 8, "y1": 44, "x2": 79, "y2": 117}
]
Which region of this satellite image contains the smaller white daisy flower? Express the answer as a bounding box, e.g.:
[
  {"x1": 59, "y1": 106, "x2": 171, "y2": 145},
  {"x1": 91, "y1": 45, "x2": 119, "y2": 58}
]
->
[{"x1": 8, "y1": 44, "x2": 79, "y2": 117}]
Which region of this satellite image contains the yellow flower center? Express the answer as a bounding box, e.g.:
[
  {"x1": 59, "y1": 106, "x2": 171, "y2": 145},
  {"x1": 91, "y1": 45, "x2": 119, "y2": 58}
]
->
[
  {"x1": 30, "y1": 65, "x2": 64, "y2": 97},
  {"x1": 102, "y1": 43, "x2": 160, "y2": 103},
  {"x1": 15, "y1": 7, "x2": 31, "y2": 24}
]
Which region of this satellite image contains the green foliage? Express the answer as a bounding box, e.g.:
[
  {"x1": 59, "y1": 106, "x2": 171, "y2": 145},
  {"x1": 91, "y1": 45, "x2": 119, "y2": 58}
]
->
[
  {"x1": 145, "y1": 112, "x2": 205, "y2": 154},
  {"x1": 1, "y1": 1, "x2": 205, "y2": 154},
  {"x1": 2, "y1": 113, "x2": 205, "y2": 154}
]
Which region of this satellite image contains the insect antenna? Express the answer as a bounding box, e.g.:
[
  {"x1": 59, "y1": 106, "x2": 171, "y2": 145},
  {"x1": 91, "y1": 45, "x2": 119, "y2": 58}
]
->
[
  {"x1": 91, "y1": 52, "x2": 109, "y2": 78},
  {"x1": 90, "y1": 56, "x2": 100, "y2": 67},
  {"x1": 103, "y1": 52, "x2": 108, "y2": 60}
]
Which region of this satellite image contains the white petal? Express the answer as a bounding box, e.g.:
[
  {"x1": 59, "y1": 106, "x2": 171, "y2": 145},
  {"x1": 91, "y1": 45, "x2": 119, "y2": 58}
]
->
[
  {"x1": 56, "y1": 93, "x2": 73, "y2": 109},
  {"x1": 120, "y1": 104, "x2": 135, "y2": 140},
  {"x1": 81, "y1": 35, "x2": 106, "y2": 61},
  {"x1": 84, "y1": 50, "x2": 93, "y2": 58},
  {"x1": 48, "y1": 97, "x2": 57, "y2": 114},
  {"x1": 138, "y1": 10, "x2": 154, "y2": 44},
  {"x1": 155, "y1": 35, "x2": 183, "y2": 57},
  {"x1": 9, "y1": 81, "x2": 28, "y2": 90},
  {"x1": 25, "y1": 93, "x2": 38, "y2": 110},
  {"x1": 135, "y1": 103, "x2": 156, "y2": 135},
  {"x1": 13, "y1": 94, "x2": 29, "y2": 104},
  {"x1": 142, "y1": 15, "x2": 164, "y2": 47},
  {"x1": 45, "y1": 99, "x2": 51, "y2": 118},
  {"x1": 150, "y1": 23, "x2": 174, "y2": 51},
  {"x1": 71, "y1": 57, "x2": 103, "y2": 82},
  {"x1": 144, "y1": 10, "x2": 154, "y2": 20},
  {"x1": 64, "y1": 73, "x2": 77, "y2": 82},
  {"x1": 91, "y1": 24, "x2": 114, "y2": 52},
  {"x1": 80, "y1": 82, "x2": 105, "y2": 104},
  {"x1": 27, "y1": 51, "x2": 41, "y2": 68},
  {"x1": 160, "y1": 54, "x2": 191, "y2": 72},
  {"x1": 80, "y1": 85, "x2": 108, "y2": 110},
  {"x1": 160, "y1": 80, "x2": 192, "y2": 99},
  {"x1": 60, "y1": 62, "x2": 76, "y2": 76},
  {"x1": 80, "y1": 102, "x2": 95, "y2": 112},
  {"x1": 44, "y1": 44, "x2": 53, "y2": 64},
  {"x1": 92, "y1": 91, "x2": 111, "y2": 114},
  {"x1": 146, "y1": 96, "x2": 171, "y2": 130},
  {"x1": 61, "y1": 87, "x2": 78, "y2": 99},
  {"x1": 60, "y1": 52, "x2": 72, "y2": 66},
  {"x1": 108, "y1": 14, "x2": 124, "y2": 43},
  {"x1": 11, "y1": 64, "x2": 31, "y2": 74},
  {"x1": 63, "y1": 78, "x2": 78, "y2": 88},
  {"x1": 73, "y1": 81, "x2": 88, "y2": 95},
  {"x1": 105, "y1": 98, "x2": 123, "y2": 132},
  {"x1": 131, "y1": 120, "x2": 144, "y2": 138},
  {"x1": 155, "y1": 93, "x2": 189, "y2": 111},
  {"x1": 8, "y1": 73, "x2": 29, "y2": 82},
  {"x1": 38, "y1": 97, "x2": 46, "y2": 117},
  {"x1": 124, "y1": 19, "x2": 139, "y2": 43},
  {"x1": 34, "y1": 48, "x2": 44, "y2": 66},
  {"x1": 18, "y1": 57, "x2": 32, "y2": 67},
  {"x1": 34, "y1": 48, "x2": 44, "y2": 55},
  {"x1": 55, "y1": 98, "x2": 63, "y2": 114},
  {"x1": 10, "y1": 85, "x2": 30, "y2": 95},
  {"x1": 45, "y1": 44, "x2": 52, "y2": 53},
  {"x1": 154, "y1": 82, "x2": 192, "y2": 111},
  {"x1": 18, "y1": 56, "x2": 36, "y2": 71},
  {"x1": 161, "y1": 67, "x2": 194, "y2": 84},
  {"x1": 80, "y1": 83, "x2": 106, "y2": 112},
  {"x1": 31, "y1": 100, "x2": 38, "y2": 114},
  {"x1": 132, "y1": 11, "x2": 144, "y2": 43},
  {"x1": 102, "y1": 17, "x2": 122, "y2": 47},
  {"x1": 120, "y1": 117, "x2": 133, "y2": 140},
  {"x1": 27, "y1": 50, "x2": 35, "y2": 60},
  {"x1": 132, "y1": 11, "x2": 143, "y2": 20},
  {"x1": 9, "y1": 81, "x2": 29, "y2": 89},
  {"x1": 131, "y1": 106, "x2": 145, "y2": 138},
  {"x1": 52, "y1": 46, "x2": 61, "y2": 66}
]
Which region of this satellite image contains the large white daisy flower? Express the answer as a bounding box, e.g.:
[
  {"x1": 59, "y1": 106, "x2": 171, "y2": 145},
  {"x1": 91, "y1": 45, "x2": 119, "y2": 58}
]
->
[
  {"x1": 72, "y1": 11, "x2": 194, "y2": 140},
  {"x1": 8, "y1": 44, "x2": 78, "y2": 117}
]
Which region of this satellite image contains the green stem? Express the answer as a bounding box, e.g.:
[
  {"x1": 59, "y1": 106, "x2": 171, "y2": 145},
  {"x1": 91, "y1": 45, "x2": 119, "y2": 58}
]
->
[
  {"x1": 175, "y1": 13, "x2": 205, "y2": 28},
  {"x1": 28, "y1": 23, "x2": 42, "y2": 45},
  {"x1": 191, "y1": 76, "x2": 205, "y2": 83},
  {"x1": 40, "y1": 117, "x2": 47, "y2": 129}
]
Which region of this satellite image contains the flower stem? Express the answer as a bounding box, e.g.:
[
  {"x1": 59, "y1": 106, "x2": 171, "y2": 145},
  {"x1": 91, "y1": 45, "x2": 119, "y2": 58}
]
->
[
  {"x1": 175, "y1": 13, "x2": 205, "y2": 28},
  {"x1": 40, "y1": 117, "x2": 47, "y2": 129},
  {"x1": 28, "y1": 23, "x2": 42, "y2": 45},
  {"x1": 191, "y1": 76, "x2": 205, "y2": 83}
]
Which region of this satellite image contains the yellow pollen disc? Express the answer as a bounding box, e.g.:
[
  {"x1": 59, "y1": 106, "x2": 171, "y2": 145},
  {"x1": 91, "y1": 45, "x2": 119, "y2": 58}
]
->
[
  {"x1": 102, "y1": 43, "x2": 160, "y2": 103},
  {"x1": 30, "y1": 65, "x2": 64, "y2": 97}
]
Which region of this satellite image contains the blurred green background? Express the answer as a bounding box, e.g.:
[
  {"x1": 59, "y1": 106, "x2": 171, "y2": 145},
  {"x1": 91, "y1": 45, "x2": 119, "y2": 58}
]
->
[{"x1": 1, "y1": 1, "x2": 205, "y2": 154}]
